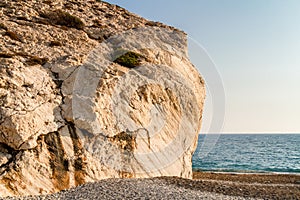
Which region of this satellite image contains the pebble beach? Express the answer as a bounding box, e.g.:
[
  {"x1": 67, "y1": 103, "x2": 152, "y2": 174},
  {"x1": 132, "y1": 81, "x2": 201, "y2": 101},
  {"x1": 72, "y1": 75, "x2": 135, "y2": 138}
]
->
[{"x1": 3, "y1": 172, "x2": 299, "y2": 200}]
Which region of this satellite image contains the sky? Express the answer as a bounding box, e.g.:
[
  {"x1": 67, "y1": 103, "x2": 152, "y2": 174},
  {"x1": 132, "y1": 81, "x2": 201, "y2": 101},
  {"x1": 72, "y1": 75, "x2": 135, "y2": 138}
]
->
[{"x1": 105, "y1": 0, "x2": 300, "y2": 133}]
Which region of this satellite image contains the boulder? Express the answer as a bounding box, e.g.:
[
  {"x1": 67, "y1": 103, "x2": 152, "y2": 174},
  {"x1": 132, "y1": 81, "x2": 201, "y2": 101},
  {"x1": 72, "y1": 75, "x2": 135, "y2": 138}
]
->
[{"x1": 0, "y1": 0, "x2": 205, "y2": 197}]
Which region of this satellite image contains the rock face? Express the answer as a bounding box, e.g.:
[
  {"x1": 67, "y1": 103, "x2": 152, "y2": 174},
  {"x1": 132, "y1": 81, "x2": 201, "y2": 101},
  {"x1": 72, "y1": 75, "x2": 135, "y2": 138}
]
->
[{"x1": 0, "y1": 0, "x2": 205, "y2": 197}]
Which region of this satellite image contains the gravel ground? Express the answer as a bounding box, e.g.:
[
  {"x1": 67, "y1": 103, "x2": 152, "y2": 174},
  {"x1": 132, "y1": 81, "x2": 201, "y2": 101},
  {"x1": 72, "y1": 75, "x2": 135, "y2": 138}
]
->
[
  {"x1": 3, "y1": 178, "x2": 258, "y2": 200},
  {"x1": 3, "y1": 173, "x2": 300, "y2": 200}
]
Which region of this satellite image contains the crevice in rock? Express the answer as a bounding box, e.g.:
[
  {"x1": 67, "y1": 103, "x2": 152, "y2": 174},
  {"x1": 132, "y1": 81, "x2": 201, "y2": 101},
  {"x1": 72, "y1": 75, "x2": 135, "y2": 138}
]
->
[
  {"x1": 0, "y1": 51, "x2": 48, "y2": 66},
  {"x1": 44, "y1": 131, "x2": 70, "y2": 191},
  {"x1": 4, "y1": 30, "x2": 23, "y2": 42},
  {"x1": 8, "y1": 17, "x2": 71, "y2": 31},
  {"x1": 50, "y1": 72, "x2": 64, "y2": 88},
  {"x1": 1, "y1": 97, "x2": 52, "y2": 120},
  {"x1": 0, "y1": 143, "x2": 19, "y2": 175},
  {"x1": 31, "y1": 135, "x2": 43, "y2": 159},
  {"x1": 145, "y1": 129, "x2": 151, "y2": 149},
  {"x1": 0, "y1": 144, "x2": 24, "y2": 195},
  {"x1": 67, "y1": 122, "x2": 87, "y2": 186}
]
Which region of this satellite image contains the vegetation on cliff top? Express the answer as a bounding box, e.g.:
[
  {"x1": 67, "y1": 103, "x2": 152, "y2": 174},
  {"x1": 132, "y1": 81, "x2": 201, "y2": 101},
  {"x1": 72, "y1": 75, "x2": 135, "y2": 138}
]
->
[{"x1": 113, "y1": 51, "x2": 145, "y2": 68}]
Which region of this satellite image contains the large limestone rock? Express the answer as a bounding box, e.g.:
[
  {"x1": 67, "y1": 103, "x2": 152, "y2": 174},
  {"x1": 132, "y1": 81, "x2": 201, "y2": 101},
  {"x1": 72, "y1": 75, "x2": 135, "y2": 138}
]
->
[{"x1": 0, "y1": 0, "x2": 205, "y2": 197}]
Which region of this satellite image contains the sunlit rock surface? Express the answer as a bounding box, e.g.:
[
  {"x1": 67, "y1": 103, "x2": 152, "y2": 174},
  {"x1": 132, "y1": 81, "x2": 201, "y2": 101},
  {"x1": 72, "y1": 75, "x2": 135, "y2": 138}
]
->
[{"x1": 0, "y1": 0, "x2": 205, "y2": 197}]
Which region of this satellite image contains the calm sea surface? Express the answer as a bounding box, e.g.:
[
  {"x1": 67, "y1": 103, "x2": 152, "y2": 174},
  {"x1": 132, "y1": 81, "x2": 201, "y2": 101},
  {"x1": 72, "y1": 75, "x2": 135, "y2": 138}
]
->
[{"x1": 192, "y1": 134, "x2": 300, "y2": 173}]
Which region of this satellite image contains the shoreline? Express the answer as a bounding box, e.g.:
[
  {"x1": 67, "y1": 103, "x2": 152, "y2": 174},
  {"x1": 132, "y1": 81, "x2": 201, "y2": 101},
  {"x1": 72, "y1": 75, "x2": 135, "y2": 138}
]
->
[
  {"x1": 192, "y1": 171, "x2": 300, "y2": 199},
  {"x1": 193, "y1": 171, "x2": 300, "y2": 184},
  {"x1": 193, "y1": 169, "x2": 300, "y2": 176}
]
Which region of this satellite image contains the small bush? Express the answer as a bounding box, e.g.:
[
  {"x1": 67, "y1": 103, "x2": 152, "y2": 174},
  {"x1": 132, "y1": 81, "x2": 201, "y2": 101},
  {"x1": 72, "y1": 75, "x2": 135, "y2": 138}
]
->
[
  {"x1": 40, "y1": 10, "x2": 85, "y2": 30},
  {"x1": 114, "y1": 51, "x2": 144, "y2": 68}
]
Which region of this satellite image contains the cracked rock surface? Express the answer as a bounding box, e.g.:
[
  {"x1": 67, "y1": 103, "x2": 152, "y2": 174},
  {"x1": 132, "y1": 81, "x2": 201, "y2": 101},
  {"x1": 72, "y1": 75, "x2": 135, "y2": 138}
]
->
[{"x1": 0, "y1": 0, "x2": 205, "y2": 197}]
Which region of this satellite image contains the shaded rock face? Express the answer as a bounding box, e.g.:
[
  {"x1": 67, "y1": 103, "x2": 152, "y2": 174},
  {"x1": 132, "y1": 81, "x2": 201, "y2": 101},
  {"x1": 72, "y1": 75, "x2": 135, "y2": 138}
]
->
[{"x1": 0, "y1": 0, "x2": 205, "y2": 197}]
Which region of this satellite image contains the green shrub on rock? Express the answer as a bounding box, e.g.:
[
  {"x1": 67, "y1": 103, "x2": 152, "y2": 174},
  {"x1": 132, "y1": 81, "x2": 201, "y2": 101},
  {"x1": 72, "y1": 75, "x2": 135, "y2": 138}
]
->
[{"x1": 113, "y1": 51, "x2": 144, "y2": 68}]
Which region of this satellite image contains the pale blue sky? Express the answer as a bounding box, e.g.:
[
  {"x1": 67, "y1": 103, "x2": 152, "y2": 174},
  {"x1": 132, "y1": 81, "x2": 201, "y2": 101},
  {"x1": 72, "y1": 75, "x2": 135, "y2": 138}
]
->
[{"x1": 105, "y1": 0, "x2": 300, "y2": 133}]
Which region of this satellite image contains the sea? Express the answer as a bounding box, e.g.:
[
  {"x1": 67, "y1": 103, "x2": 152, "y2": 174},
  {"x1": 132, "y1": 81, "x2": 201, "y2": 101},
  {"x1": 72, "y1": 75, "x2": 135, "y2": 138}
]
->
[{"x1": 192, "y1": 134, "x2": 300, "y2": 174}]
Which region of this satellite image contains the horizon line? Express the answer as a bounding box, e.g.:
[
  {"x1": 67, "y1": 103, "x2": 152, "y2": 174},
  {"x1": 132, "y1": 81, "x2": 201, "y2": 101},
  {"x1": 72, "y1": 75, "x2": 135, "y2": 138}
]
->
[{"x1": 199, "y1": 132, "x2": 300, "y2": 134}]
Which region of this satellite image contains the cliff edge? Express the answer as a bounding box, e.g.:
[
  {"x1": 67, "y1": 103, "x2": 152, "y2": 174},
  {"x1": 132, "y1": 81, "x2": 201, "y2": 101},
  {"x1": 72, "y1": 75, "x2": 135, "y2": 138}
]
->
[{"x1": 0, "y1": 0, "x2": 205, "y2": 197}]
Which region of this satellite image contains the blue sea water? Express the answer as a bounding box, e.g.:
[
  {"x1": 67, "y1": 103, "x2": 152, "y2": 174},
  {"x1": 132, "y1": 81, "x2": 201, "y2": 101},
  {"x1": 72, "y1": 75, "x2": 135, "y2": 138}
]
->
[{"x1": 192, "y1": 134, "x2": 300, "y2": 174}]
